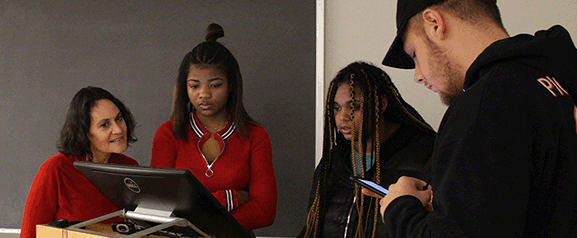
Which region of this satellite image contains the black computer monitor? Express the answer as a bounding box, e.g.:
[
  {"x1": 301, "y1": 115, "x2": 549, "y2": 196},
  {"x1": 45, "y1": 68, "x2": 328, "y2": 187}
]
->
[{"x1": 73, "y1": 161, "x2": 252, "y2": 238}]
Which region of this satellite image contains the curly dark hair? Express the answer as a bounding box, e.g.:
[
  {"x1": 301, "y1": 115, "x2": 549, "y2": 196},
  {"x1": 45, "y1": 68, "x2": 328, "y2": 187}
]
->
[{"x1": 57, "y1": 86, "x2": 137, "y2": 157}]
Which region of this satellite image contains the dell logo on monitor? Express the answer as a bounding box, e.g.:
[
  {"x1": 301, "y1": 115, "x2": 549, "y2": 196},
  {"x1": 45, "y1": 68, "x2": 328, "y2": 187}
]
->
[{"x1": 123, "y1": 178, "x2": 141, "y2": 193}]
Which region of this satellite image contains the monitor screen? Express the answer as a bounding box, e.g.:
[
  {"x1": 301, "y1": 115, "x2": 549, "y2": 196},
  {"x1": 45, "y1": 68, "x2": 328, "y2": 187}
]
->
[{"x1": 73, "y1": 161, "x2": 252, "y2": 238}]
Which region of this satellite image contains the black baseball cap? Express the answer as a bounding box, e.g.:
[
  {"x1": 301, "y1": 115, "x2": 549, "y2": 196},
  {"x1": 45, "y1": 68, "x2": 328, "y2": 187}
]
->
[{"x1": 382, "y1": 0, "x2": 442, "y2": 69}]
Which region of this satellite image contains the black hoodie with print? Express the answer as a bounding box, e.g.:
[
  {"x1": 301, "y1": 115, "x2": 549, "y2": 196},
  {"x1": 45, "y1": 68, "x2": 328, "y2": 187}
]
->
[{"x1": 384, "y1": 25, "x2": 577, "y2": 238}]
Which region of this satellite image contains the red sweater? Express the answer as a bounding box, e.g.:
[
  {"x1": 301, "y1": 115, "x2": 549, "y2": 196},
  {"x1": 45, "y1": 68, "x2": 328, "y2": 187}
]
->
[
  {"x1": 20, "y1": 153, "x2": 138, "y2": 238},
  {"x1": 151, "y1": 113, "x2": 277, "y2": 231}
]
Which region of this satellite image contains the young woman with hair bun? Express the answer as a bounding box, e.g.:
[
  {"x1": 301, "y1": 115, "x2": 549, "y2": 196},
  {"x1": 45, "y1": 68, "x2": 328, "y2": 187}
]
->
[{"x1": 151, "y1": 23, "x2": 276, "y2": 232}]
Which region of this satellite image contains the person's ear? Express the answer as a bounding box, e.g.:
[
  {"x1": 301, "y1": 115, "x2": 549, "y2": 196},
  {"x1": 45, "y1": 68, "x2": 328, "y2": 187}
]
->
[
  {"x1": 380, "y1": 97, "x2": 388, "y2": 113},
  {"x1": 422, "y1": 8, "x2": 447, "y2": 42}
]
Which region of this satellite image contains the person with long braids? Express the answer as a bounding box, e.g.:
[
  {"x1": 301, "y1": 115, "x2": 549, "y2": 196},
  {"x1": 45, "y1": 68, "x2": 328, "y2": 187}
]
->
[
  {"x1": 298, "y1": 62, "x2": 436, "y2": 238},
  {"x1": 150, "y1": 23, "x2": 276, "y2": 232}
]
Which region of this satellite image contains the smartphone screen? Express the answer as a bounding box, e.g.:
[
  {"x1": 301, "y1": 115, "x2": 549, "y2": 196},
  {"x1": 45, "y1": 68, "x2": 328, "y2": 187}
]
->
[{"x1": 350, "y1": 176, "x2": 389, "y2": 196}]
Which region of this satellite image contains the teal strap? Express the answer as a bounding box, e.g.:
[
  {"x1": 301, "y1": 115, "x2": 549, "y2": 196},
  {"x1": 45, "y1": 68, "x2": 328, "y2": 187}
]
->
[{"x1": 353, "y1": 151, "x2": 376, "y2": 175}]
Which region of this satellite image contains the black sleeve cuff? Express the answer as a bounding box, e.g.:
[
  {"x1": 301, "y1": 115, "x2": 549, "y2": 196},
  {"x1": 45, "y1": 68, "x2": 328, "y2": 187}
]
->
[{"x1": 384, "y1": 195, "x2": 430, "y2": 238}]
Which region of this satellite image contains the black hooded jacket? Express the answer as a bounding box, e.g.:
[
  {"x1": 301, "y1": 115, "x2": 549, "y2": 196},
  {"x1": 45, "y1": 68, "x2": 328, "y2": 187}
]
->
[{"x1": 384, "y1": 25, "x2": 577, "y2": 238}]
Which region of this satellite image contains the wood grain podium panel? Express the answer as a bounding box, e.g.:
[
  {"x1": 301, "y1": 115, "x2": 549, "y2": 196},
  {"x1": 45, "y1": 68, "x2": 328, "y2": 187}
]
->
[{"x1": 37, "y1": 223, "x2": 121, "y2": 238}]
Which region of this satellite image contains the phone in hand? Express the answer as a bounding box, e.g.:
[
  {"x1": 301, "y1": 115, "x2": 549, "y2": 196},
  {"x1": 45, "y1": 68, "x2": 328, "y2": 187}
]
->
[{"x1": 350, "y1": 176, "x2": 389, "y2": 197}]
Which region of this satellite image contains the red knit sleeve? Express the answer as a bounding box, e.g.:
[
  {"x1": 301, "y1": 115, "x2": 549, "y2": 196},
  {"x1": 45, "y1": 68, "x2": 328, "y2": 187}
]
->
[
  {"x1": 212, "y1": 189, "x2": 239, "y2": 212},
  {"x1": 151, "y1": 121, "x2": 178, "y2": 168},
  {"x1": 229, "y1": 126, "x2": 277, "y2": 230},
  {"x1": 20, "y1": 157, "x2": 61, "y2": 238}
]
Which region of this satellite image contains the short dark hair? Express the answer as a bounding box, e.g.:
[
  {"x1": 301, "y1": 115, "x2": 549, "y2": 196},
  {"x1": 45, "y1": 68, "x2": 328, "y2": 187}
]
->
[
  {"x1": 57, "y1": 86, "x2": 137, "y2": 157},
  {"x1": 406, "y1": 0, "x2": 505, "y2": 39},
  {"x1": 172, "y1": 23, "x2": 256, "y2": 140},
  {"x1": 434, "y1": 0, "x2": 503, "y2": 28}
]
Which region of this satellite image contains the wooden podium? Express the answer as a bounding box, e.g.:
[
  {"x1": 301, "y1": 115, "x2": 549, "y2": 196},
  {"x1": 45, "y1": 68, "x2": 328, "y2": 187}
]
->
[
  {"x1": 37, "y1": 223, "x2": 124, "y2": 238},
  {"x1": 36, "y1": 210, "x2": 212, "y2": 238}
]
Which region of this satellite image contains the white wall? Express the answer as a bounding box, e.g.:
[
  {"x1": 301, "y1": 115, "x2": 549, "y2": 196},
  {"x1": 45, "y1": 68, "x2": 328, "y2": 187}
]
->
[{"x1": 322, "y1": 0, "x2": 577, "y2": 134}]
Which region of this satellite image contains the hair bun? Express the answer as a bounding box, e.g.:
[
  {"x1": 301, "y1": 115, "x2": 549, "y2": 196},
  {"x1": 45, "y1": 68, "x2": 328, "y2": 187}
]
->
[{"x1": 205, "y1": 23, "x2": 224, "y2": 42}]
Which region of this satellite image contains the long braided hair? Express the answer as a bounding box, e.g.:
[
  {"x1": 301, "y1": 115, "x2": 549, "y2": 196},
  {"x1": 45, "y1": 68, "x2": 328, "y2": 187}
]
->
[{"x1": 303, "y1": 62, "x2": 435, "y2": 238}]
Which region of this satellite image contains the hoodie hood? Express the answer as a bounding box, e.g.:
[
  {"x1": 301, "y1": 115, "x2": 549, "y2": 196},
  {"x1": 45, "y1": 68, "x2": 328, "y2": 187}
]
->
[{"x1": 465, "y1": 25, "x2": 577, "y2": 103}]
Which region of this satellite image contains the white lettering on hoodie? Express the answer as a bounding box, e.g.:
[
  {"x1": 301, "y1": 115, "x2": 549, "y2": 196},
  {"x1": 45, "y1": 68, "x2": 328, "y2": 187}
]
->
[{"x1": 537, "y1": 76, "x2": 569, "y2": 96}]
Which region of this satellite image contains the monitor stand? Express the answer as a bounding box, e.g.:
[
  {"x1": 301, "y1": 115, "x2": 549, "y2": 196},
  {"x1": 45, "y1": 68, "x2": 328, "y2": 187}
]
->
[{"x1": 66, "y1": 207, "x2": 213, "y2": 238}]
